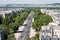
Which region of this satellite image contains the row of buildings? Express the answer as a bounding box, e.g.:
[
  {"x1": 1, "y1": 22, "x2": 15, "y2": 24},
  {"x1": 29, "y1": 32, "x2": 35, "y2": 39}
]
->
[
  {"x1": 40, "y1": 9, "x2": 60, "y2": 40},
  {"x1": 41, "y1": 9, "x2": 60, "y2": 22},
  {"x1": 0, "y1": 8, "x2": 24, "y2": 18}
]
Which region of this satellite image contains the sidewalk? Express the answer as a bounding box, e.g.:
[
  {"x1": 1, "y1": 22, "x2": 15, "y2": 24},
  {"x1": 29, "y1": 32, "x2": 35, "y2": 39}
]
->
[{"x1": 14, "y1": 26, "x2": 24, "y2": 40}]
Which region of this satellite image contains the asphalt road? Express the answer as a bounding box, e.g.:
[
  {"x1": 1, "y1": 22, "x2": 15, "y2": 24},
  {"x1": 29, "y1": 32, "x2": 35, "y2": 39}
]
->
[{"x1": 18, "y1": 11, "x2": 34, "y2": 40}]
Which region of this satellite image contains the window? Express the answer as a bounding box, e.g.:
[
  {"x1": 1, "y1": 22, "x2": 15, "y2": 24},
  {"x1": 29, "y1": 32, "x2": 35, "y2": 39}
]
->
[{"x1": 58, "y1": 24, "x2": 60, "y2": 26}]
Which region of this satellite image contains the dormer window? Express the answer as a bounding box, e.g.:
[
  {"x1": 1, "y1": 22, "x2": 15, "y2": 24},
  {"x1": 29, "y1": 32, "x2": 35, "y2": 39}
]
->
[{"x1": 58, "y1": 24, "x2": 60, "y2": 26}]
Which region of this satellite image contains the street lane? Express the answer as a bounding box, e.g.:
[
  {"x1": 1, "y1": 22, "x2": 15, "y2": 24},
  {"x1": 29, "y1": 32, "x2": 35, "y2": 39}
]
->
[{"x1": 18, "y1": 11, "x2": 34, "y2": 40}]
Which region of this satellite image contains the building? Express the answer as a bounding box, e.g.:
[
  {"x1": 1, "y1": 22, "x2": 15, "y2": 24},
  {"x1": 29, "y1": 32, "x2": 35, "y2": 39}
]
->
[
  {"x1": 0, "y1": 28, "x2": 7, "y2": 40},
  {"x1": 0, "y1": 8, "x2": 24, "y2": 18},
  {"x1": 40, "y1": 22, "x2": 60, "y2": 40}
]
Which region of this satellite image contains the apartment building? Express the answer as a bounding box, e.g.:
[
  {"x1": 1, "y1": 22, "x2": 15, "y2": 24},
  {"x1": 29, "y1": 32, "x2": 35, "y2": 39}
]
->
[
  {"x1": 40, "y1": 22, "x2": 60, "y2": 40},
  {"x1": 0, "y1": 8, "x2": 24, "y2": 18},
  {"x1": 0, "y1": 28, "x2": 7, "y2": 40}
]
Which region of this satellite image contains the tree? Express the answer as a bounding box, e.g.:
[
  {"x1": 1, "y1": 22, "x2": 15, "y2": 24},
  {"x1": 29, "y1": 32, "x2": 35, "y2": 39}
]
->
[
  {"x1": 0, "y1": 24, "x2": 9, "y2": 35},
  {"x1": 9, "y1": 22, "x2": 15, "y2": 33},
  {"x1": 0, "y1": 15, "x2": 3, "y2": 24},
  {"x1": 32, "y1": 11, "x2": 53, "y2": 31},
  {"x1": 7, "y1": 34, "x2": 16, "y2": 40},
  {"x1": 2, "y1": 17, "x2": 10, "y2": 25}
]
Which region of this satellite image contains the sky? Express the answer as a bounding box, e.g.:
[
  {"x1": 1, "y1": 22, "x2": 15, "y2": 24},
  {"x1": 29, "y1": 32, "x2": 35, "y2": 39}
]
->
[{"x1": 0, "y1": 0, "x2": 60, "y2": 4}]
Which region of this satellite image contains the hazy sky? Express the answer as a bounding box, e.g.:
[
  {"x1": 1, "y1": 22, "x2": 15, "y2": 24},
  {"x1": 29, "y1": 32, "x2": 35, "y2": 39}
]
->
[{"x1": 0, "y1": 0, "x2": 60, "y2": 4}]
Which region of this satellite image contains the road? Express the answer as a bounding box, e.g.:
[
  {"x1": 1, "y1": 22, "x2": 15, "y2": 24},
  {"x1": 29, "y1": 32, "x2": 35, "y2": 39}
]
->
[{"x1": 17, "y1": 11, "x2": 34, "y2": 40}]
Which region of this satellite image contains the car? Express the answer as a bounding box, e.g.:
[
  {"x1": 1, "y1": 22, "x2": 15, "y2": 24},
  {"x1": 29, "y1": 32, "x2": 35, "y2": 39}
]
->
[
  {"x1": 20, "y1": 36, "x2": 23, "y2": 38},
  {"x1": 23, "y1": 24, "x2": 27, "y2": 26}
]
